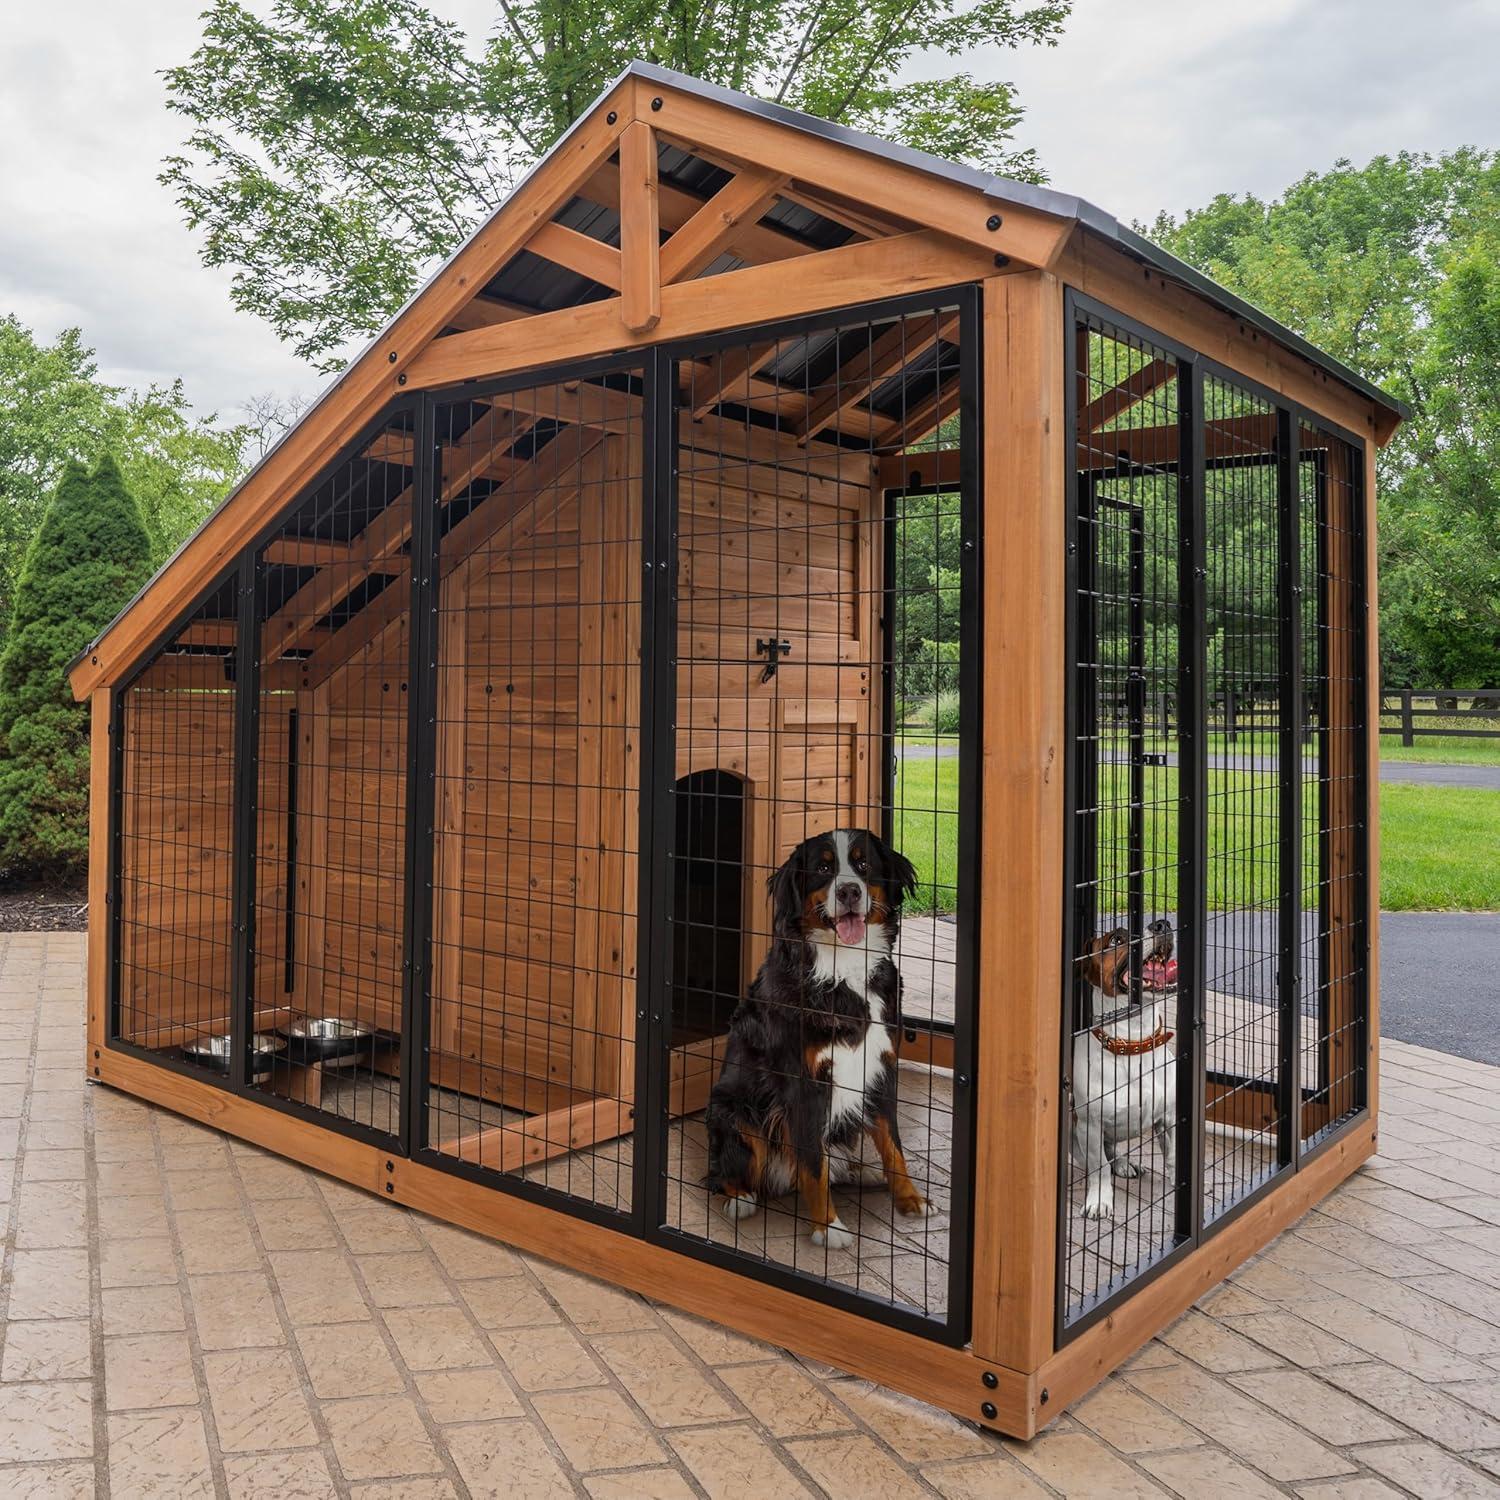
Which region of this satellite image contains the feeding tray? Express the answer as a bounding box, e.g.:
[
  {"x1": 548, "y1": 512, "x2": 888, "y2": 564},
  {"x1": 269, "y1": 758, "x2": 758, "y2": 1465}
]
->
[
  {"x1": 182, "y1": 1031, "x2": 286, "y2": 1083},
  {"x1": 280, "y1": 1016, "x2": 376, "y2": 1069}
]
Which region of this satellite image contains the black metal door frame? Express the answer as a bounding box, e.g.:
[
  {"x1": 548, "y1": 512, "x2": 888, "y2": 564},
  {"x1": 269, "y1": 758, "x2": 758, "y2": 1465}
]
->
[{"x1": 638, "y1": 286, "x2": 984, "y2": 1346}]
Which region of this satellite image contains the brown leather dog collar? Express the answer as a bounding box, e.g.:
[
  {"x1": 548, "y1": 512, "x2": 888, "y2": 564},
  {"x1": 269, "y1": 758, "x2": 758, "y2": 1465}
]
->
[{"x1": 1091, "y1": 1026, "x2": 1174, "y2": 1056}]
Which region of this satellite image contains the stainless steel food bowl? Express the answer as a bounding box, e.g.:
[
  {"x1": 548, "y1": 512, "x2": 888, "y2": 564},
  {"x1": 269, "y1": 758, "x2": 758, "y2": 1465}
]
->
[
  {"x1": 182, "y1": 1031, "x2": 286, "y2": 1082},
  {"x1": 281, "y1": 1015, "x2": 375, "y2": 1068}
]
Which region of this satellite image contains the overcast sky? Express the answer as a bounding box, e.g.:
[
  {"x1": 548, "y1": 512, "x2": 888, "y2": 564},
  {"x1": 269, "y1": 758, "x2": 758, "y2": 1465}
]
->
[{"x1": 2, "y1": 0, "x2": 1495, "y2": 421}]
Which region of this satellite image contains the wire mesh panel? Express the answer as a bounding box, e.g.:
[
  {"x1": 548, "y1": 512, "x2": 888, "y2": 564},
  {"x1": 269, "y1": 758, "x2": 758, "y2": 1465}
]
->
[
  {"x1": 1300, "y1": 423, "x2": 1370, "y2": 1146},
  {"x1": 652, "y1": 296, "x2": 977, "y2": 1334},
  {"x1": 1200, "y1": 376, "x2": 1290, "y2": 1221},
  {"x1": 1061, "y1": 297, "x2": 1373, "y2": 1333},
  {"x1": 423, "y1": 366, "x2": 644, "y2": 1219},
  {"x1": 250, "y1": 410, "x2": 418, "y2": 1133},
  {"x1": 1062, "y1": 313, "x2": 1187, "y2": 1325},
  {"x1": 114, "y1": 587, "x2": 241, "y2": 1067}
]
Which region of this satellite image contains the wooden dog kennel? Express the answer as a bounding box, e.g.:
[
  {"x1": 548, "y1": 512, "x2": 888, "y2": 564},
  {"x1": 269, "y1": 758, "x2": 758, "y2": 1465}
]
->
[{"x1": 71, "y1": 63, "x2": 1402, "y2": 1436}]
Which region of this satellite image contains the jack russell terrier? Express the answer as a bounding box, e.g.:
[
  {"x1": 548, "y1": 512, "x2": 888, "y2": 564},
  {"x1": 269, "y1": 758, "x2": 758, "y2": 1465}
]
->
[{"x1": 1071, "y1": 921, "x2": 1177, "y2": 1220}]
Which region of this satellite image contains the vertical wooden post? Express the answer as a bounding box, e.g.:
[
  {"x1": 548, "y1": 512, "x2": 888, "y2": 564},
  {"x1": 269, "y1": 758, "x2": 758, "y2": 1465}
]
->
[
  {"x1": 87, "y1": 688, "x2": 113, "y2": 1064},
  {"x1": 619, "y1": 121, "x2": 661, "y2": 335},
  {"x1": 1363, "y1": 441, "x2": 1382, "y2": 1122},
  {"x1": 1400, "y1": 688, "x2": 1413, "y2": 747},
  {"x1": 971, "y1": 270, "x2": 1067, "y2": 1370}
]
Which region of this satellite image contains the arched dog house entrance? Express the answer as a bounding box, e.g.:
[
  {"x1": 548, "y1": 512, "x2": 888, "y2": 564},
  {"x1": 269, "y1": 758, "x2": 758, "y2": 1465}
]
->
[{"x1": 670, "y1": 769, "x2": 746, "y2": 1045}]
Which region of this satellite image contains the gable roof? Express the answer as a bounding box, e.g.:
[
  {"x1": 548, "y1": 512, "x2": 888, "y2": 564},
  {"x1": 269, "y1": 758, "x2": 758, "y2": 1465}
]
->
[{"x1": 70, "y1": 59, "x2": 1404, "y2": 697}]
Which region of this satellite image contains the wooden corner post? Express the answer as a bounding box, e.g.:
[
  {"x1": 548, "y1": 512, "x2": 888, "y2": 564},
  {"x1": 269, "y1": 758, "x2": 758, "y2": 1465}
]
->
[
  {"x1": 971, "y1": 270, "x2": 1067, "y2": 1373},
  {"x1": 87, "y1": 687, "x2": 113, "y2": 1070}
]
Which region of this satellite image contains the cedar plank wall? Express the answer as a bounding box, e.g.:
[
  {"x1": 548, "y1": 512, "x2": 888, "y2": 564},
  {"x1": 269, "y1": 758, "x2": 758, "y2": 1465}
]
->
[
  {"x1": 116, "y1": 669, "x2": 291, "y2": 1046},
  {"x1": 117, "y1": 424, "x2": 879, "y2": 1103},
  {"x1": 440, "y1": 485, "x2": 585, "y2": 1091},
  {"x1": 675, "y1": 426, "x2": 881, "y2": 961}
]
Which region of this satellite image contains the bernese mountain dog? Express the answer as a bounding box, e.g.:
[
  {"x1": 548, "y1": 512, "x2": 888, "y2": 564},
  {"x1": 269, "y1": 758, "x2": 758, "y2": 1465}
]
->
[{"x1": 705, "y1": 828, "x2": 930, "y2": 1247}]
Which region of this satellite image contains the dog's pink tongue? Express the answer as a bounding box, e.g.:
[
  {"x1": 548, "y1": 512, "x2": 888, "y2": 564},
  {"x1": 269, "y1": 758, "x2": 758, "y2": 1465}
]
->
[{"x1": 834, "y1": 913, "x2": 866, "y2": 945}]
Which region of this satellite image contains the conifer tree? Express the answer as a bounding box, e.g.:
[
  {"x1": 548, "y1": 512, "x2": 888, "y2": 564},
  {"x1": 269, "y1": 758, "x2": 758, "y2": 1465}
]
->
[{"x1": 0, "y1": 453, "x2": 153, "y2": 875}]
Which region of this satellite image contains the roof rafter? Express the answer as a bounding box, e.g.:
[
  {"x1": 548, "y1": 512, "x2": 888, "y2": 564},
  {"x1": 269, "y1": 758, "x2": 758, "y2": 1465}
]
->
[
  {"x1": 659, "y1": 166, "x2": 787, "y2": 284},
  {"x1": 797, "y1": 312, "x2": 958, "y2": 446}
]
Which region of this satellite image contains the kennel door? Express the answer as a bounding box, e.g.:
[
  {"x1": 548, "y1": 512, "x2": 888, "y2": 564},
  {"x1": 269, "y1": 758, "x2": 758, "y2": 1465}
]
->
[
  {"x1": 420, "y1": 364, "x2": 645, "y2": 1222},
  {"x1": 1062, "y1": 310, "x2": 1191, "y2": 1330},
  {"x1": 650, "y1": 295, "x2": 980, "y2": 1342}
]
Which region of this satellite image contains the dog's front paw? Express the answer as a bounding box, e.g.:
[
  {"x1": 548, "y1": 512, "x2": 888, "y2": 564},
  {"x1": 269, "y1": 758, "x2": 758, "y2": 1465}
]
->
[
  {"x1": 1083, "y1": 1196, "x2": 1114, "y2": 1220},
  {"x1": 894, "y1": 1192, "x2": 935, "y2": 1218},
  {"x1": 719, "y1": 1195, "x2": 758, "y2": 1222},
  {"x1": 811, "y1": 1220, "x2": 852, "y2": 1249},
  {"x1": 1110, "y1": 1158, "x2": 1141, "y2": 1179}
]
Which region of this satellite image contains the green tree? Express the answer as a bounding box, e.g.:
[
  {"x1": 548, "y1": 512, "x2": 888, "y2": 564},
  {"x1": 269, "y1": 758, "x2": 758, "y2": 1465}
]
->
[
  {"x1": 1147, "y1": 151, "x2": 1500, "y2": 685},
  {"x1": 161, "y1": 0, "x2": 1071, "y2": 368},
  {"x1": 0, "y1": 455, "x2": 154, "y2": 876},
  {"x1": 0, "y1": 316, "x2": 249, "y2": 643}
]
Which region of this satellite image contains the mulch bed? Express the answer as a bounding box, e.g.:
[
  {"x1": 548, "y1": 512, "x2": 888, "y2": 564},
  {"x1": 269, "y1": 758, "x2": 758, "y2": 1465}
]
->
[{"x1": 0, "y1": 880, "x2": 88, "y2": 931}]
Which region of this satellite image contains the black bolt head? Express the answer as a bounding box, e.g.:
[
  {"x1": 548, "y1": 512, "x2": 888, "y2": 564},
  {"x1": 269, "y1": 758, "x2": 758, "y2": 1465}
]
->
[
  {"x1": 606, "y1": 110, "x2": 617, "y2": 125},
  {"x1": 981, "y1": 1401, "x2": 998, "y2": 1421},
  {"x1": 986, "y1": 214, "x2": 1002, "y2": 231},
  {"x1": 651, "y1": 96, "x2": 663, "y2": 111},
  {"x1": 387, "y1": 350, "x2": 398, "y2": 363},
  {"x1": 982, "y1": 1371, "x2": 998, "y2": 1389}
]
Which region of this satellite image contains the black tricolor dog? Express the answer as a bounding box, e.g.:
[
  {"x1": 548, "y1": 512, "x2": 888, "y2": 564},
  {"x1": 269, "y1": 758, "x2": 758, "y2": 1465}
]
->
[{"x1": 705, "y1": 829, "x2": 929, "y2": 1247}]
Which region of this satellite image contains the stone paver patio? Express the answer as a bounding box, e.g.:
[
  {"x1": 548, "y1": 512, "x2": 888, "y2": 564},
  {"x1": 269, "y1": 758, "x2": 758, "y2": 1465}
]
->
[{"x1": 5, "y1": 931, "x2": 1500, "y2": 1498}]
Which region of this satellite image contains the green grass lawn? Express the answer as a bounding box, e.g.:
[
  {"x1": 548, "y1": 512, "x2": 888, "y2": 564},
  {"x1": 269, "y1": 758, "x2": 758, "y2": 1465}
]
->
[{"x1": 893, "y1": 756, "x2": 1500, "y2": 914}]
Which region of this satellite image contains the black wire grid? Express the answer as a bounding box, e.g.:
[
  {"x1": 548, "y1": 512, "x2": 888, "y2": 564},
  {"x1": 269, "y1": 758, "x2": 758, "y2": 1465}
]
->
[
  {"x1": 657, "y1": 302, "x2": 975, "y2": 1330},
  {"x1": 1065, "y1": 317, "x2": 1187, "y2": 1322},
  {"x1": 1061, "y1": 302, "x2": 1370, "y2": 1335},
  {"x1": 114, "y1": 590, "x2": 240, "y2": 1062},
  {"x1": 108, "y1": 292, "x2": 977, "y2": 1339}
]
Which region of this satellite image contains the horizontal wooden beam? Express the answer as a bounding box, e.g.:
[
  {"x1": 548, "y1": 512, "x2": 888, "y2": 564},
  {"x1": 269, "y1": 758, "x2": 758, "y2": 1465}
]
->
[
  {"x1": 877, "y1": 448, "x2": 961, "y2": 491},
  {"x1": 176, "y1": 620, "x2": 237, "y2": 647},
  {"x1": 406, "y1": 231, "x2": 994, "y2": 391},
  {"x1": 445, "y1": 293, "x2": 534, "y2": 333},
  {"x1": 446, "y1": 1098, "x2": 630, "y2": 1174},
  {"x1": 528, "y1": 221, "x2": 622, "y2": 289}
]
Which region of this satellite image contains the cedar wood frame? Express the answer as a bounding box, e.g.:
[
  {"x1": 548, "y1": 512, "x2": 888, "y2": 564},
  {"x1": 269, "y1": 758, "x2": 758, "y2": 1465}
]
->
[{"x1": 70, "y1": 63, "x2": 1401, "y2": 1437}]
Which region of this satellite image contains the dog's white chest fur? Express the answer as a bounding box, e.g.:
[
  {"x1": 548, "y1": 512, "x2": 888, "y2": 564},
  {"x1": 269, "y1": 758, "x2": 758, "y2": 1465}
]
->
[
  {"x1": 816, "y1": 1024, "x2": 894, "y2": 1126},
  {"x1": 1072, "y1": 1027, "x2": 1173, "y2": 1140},
  {"x1": 807, "y1": 925, "x2": 892, "y2": 1126}
]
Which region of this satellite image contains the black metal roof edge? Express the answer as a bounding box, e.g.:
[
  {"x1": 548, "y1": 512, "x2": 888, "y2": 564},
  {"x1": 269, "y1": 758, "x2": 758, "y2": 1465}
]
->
[
  {"x1": 73, "y1": 57, "x2": 1406, "y2": 678},
  {"x1": 623, "y1": 60, "x2": 1408, "y2": 424}
]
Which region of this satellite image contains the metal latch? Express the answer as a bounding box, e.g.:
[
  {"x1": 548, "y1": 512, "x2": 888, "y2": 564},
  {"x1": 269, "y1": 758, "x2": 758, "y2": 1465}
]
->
[{"x1": 755, "y1": 638, "x2": 791, "y2": 683}]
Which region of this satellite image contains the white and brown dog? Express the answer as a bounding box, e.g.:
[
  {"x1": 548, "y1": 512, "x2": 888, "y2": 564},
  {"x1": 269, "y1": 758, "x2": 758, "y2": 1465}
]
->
[{"x1": 1071, "y1": 925, "x2": 1177, "y2": 1220}]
